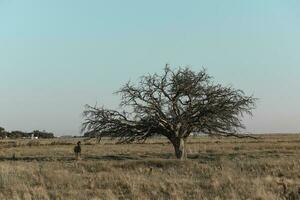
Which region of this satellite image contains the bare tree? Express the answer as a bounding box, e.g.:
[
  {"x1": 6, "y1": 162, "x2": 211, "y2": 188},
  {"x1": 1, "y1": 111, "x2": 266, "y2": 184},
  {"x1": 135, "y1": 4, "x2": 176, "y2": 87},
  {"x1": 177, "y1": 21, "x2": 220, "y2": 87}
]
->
[{"x1": 82, "y1": 66, "x2": 256, "y2": 159}]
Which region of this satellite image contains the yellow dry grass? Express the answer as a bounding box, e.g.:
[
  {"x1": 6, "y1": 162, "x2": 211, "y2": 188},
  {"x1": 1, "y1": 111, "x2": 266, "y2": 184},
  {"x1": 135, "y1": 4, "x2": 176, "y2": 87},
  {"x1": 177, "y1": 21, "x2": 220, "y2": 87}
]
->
[{"x1": 0, "y1": 134, "x2": 299, "y2": 200}]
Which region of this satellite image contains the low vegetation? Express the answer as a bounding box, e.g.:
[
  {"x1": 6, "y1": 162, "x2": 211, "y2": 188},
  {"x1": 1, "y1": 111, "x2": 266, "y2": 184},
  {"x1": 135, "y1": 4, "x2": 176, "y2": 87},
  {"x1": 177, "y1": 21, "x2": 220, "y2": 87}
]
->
[
  {"x1": 0, "y1": 134, "x2": 299, "y2": 200},
  {"x1": 0, "y1": 127, "x2": 54, "y2": 139}
]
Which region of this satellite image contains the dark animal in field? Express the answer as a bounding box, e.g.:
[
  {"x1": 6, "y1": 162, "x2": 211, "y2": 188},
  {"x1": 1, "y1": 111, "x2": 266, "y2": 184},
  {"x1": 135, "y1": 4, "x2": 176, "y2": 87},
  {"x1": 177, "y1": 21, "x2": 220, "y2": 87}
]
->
[{"x1": 74, "y1": 141, "x2": 81, "y2": 160}]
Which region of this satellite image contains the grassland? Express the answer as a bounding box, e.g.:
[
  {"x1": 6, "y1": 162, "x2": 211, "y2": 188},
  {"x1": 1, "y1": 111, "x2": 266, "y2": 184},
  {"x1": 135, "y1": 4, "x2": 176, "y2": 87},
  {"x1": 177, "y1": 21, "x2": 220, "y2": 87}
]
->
[{"x1": 0, "y1": 134, "x2": 299, "y2": 200}]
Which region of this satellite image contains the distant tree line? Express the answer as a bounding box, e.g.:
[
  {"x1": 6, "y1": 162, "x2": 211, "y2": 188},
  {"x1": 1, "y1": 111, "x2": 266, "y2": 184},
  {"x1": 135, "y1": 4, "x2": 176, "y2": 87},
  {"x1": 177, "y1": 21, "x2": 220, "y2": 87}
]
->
[{"x1": 0, "y1": 127, "x2": 55, "y2": 139}]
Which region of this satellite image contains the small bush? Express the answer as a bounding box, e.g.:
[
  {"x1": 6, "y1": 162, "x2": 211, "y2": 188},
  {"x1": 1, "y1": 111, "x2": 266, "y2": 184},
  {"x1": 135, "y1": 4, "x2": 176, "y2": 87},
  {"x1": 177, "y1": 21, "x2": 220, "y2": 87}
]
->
[
  {"x1": 27, "y1": 140, "x2": 40, "y2": 147},
  {"x1": 50, "y1": 141, "x2": 73, "y2": 145}
]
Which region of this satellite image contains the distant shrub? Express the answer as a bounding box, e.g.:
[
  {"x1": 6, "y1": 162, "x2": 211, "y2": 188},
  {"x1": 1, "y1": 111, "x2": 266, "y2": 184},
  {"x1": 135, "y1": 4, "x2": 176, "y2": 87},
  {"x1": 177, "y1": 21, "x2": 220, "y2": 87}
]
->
[
  {"x1": 50, "y1": 141, "x2": 73, "y2": 146},
  {"x1": 2, "y1": 141, "x2": 18, "y2": 148},
  {"x1": 233, "y1": 146, "x2": 240, "y2": 151},
  {"x1": 27, "y1": 140, "x2": 40, "y2": 147},
  {"x1": 233, "y1": 145, "x2": 244, "y2": 151},
  {"x1": 205, "y1": 149, "x2": 215, "y2": 154}
]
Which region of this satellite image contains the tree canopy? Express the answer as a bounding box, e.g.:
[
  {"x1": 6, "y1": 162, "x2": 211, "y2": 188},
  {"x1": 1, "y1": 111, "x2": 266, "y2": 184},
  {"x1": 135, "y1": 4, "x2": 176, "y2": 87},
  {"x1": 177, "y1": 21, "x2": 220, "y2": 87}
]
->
[{"x1": 82, "y1": 66, "x2": 256, "y2": 159}]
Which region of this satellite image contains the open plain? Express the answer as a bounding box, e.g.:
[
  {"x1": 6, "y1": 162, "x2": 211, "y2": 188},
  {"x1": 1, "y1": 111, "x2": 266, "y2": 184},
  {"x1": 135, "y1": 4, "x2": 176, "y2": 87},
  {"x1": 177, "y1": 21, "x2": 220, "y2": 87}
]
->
[{"x1": 0, "y1": 134, "x2": 299, "y2": 200}]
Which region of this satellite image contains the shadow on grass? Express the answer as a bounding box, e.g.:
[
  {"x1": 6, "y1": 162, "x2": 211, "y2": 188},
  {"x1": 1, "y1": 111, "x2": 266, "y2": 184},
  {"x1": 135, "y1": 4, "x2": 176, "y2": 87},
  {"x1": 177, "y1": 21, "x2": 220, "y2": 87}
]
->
[
  {"x1": 0, "y1": 152, "x2": 236, "y2": 162},
  {"x1": 189, "y1": 153, "x2": 221, "y2": 163},
  {"x1": 0, "y1": 154, "x2": 145, "y2": 162},
  {"x1": 0, "y1": 156, "x2": 75, "y2": 162},
  {"x1": 85, "y1": 154, "x2": 142, "y2": 161}
]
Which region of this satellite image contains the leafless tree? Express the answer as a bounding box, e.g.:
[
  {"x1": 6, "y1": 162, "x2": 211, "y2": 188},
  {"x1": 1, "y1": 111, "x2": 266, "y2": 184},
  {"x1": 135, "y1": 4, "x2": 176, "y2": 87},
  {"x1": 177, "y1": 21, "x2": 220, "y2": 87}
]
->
[{"x1": 82, "y1": 66, "x2": 256, "y2": 159}]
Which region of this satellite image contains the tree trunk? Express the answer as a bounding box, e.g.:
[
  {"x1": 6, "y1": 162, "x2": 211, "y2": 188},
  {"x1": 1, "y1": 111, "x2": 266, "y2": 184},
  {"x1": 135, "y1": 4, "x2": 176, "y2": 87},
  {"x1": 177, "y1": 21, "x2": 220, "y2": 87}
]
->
[{"x1": 171, "y1": 137, "x2": 187, "y2": 160}]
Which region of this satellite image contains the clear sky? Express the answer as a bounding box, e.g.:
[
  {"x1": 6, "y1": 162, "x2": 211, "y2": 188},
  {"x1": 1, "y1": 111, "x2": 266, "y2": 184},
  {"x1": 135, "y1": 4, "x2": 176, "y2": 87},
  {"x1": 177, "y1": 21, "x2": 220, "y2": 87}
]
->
[{"x1": 0, "y1": 0, "x2": 299, "y2": 135}]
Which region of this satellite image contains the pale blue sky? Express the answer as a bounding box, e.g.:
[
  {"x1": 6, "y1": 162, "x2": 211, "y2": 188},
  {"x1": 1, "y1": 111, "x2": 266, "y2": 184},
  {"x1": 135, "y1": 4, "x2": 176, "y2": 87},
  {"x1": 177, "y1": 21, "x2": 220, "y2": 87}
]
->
[{"x1": 0, "y1": 0, "x2": 299, "y2": 135}]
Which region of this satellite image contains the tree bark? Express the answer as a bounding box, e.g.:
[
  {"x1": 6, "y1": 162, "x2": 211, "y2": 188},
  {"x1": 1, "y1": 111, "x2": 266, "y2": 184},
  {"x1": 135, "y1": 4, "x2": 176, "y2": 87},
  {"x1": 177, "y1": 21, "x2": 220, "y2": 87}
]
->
[{"x1": 171, "y1": 137, "x2": 187, "y2": 160}]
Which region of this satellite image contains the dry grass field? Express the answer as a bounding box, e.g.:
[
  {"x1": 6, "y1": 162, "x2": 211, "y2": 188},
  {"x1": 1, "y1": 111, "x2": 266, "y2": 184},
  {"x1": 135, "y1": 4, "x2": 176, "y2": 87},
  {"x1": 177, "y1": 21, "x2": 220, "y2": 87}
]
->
[{"x1": 0, "y1": 134, "x2": 299, "y2": 200}]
